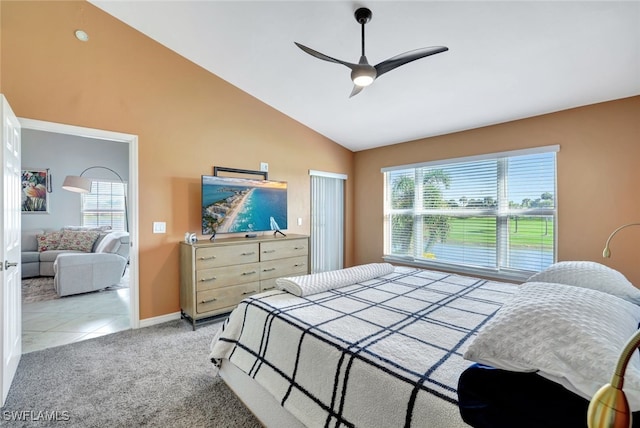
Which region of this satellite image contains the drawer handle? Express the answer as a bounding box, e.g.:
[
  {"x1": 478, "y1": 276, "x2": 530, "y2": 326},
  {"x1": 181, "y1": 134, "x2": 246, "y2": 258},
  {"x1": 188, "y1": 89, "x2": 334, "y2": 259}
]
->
[
  {"x1": 262, "y1": 286, "x2": 274, "y2": 291},
  {"x1": 199, "y1": 276, "x2": 217, "y2": 282},
  {"x1": 199, "y1": 255, "x2": 217, "y2": 261},
  {"x1": 294, "y1": 247, "x2": 305, "y2": 250},
  {"x1": 294, "y1": 263, "x2": 306, "y2": 267},
  {"x1": 241, "y1": 271, "x2": 257, "y2": 276},
  {"x1": 241, "y1": 251, "x2": 255, "y2": 256},
  {"x1": 200, "y1": 298, "x2": 217, "y2": 304},
  {"x1": 262, "y1": 267, "x2": 276, "y2": 272},
  {"x1": 262, "y1": 249, "x2": 276, "y2": 254},
  {"x1": 242, "y1": 291, "x2": 256, "y2": 296}
]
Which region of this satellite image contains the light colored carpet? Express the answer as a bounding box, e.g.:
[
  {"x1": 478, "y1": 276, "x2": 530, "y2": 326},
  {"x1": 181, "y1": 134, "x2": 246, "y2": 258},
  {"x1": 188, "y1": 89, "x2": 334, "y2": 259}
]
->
[{"x1": 3, "y1": 319, "x2": 261, "y2": 427}]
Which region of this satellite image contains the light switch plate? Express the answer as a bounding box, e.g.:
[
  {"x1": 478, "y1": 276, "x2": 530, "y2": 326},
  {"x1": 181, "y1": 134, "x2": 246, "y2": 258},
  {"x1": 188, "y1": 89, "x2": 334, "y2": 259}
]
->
[{"x1": 153, "y1": 222, "x2": 166, "y2": 234}]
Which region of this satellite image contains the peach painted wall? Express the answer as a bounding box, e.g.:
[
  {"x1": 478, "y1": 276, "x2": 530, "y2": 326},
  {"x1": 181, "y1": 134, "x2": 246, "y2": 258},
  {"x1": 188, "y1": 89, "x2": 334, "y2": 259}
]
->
[
  {"x1": 0, "y1": 1, "x2": 354, "y2": 320},
  {"x1": 353, "y1": 96, "x2": 640, "y2": 286}
]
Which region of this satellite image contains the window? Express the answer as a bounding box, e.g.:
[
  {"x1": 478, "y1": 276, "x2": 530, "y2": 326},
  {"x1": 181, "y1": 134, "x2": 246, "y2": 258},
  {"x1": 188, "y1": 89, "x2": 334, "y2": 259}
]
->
[
  {"x1": 81, "y1": 180, "x2": 127, "y2": 232},
  {"x1": 382, "y1": 145, "x2": 558, "y2": 280}
]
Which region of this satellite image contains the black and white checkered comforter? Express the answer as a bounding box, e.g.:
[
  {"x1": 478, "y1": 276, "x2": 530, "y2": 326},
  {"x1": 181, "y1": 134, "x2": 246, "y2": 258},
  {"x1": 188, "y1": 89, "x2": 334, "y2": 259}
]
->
[{"x1": 210, "y1": 266, "x2": 519, "y2": 428}]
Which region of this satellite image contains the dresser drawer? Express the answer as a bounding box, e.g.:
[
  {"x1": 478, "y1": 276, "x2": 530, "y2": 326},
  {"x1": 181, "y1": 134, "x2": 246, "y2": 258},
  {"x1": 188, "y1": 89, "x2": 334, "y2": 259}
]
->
[
  {"x1": 260, "y1": 278, "x2": 279, "y2": 292},
  {"x1": 260, "y1": 255, "x2": 308, "y2": 281},
  {"x1": 195, "y1": 243, "x2": 259, "y2": 269},
  {"x1": 196, "y1": 282, "x2": 259, "y2": 314},
  {"x1": 196, "y1": 262, "x2": 260, "y2": 291},
  {"x1": 260, "y1": 239, "x2": 308, "y2": 261}
]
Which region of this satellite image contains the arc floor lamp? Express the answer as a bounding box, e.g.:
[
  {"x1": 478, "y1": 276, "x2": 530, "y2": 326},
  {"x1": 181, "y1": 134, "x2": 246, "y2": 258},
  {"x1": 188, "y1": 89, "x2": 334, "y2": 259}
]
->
[
  {"x1": 588, "y1": 222, "x2": 640, "y2": 428},
  {"x1": 62, "y1": 166, "x2": 129, "y2": 232}
]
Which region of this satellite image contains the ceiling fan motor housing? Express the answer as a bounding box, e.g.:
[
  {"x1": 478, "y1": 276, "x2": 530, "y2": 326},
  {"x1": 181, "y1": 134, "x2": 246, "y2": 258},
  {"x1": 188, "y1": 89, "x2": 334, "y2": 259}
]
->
[{"x1": 354, "y1": 8, "x2": 372, "y2": 24}]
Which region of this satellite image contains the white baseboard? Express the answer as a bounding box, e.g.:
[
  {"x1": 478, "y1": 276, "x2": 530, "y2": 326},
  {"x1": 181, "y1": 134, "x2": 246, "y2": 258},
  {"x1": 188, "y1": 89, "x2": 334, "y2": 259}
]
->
[{"x1": 138, "y1": 311, "x2": 182, "y2": 328}]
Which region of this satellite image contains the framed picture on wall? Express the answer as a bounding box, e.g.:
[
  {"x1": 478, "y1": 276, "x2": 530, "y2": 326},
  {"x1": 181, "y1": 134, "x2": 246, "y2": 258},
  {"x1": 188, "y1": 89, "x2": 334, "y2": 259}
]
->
[{"x1": 21, "y1": 168, "x2": 50, "y2": 213}]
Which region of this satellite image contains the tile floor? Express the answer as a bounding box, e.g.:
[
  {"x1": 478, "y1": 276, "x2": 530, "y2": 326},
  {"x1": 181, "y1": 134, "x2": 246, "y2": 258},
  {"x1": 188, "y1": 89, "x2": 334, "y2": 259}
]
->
[{"x1": 22, "y1": 280, "x2": 130, "y2": 354}]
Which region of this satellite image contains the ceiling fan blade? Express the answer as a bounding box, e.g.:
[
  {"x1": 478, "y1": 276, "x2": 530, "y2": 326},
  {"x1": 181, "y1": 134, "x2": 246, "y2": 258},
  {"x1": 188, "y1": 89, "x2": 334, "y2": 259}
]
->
[
  {"x1": 374, "y1": 46, "x2": 448, "y2": 78},
  {"x1": 349, "y1": 85, "x2": 365, "y2": 98},
  {"x1": 294, "y1": 42, "x2": 357, "y2": 69}
]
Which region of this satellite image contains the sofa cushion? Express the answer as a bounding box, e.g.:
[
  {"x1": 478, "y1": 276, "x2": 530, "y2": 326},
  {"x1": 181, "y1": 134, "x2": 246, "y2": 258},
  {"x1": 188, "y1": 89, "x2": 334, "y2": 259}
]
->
[
  {"x1": 92, "y1": 232, "x2": 110, "y2": 252},
  {"x1": 36, "y1": 231, "x2": 62, "y2": 252},
  {"x1": 95, "y1": 232, "x2": 128, "y2": 254},
  {"x1": 39, "y1": 249, "x2": 83, "y2": 263},
  {"x1": 62, "y1": 225, "x2": 112, "y2": 232},
  {"x1": 57, "y1": 230, "x2": 100, "y2": 253},
  {"x1": 21, "y1": 251, "x2": 40, "y2": 263},
  {"x1": 21, "y1": 229, "x2": 45, "y2": 252}
]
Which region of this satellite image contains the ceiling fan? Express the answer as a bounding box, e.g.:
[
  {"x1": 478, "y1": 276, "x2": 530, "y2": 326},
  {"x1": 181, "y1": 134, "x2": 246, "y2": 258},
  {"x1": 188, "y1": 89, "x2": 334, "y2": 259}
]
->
[{"x1": 295, "y1": 7, "x2": 448, "y2": 98}]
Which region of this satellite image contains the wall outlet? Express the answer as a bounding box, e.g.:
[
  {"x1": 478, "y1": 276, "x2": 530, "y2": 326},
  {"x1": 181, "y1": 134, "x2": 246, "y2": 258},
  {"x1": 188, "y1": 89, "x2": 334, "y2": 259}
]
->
[
  {"x1": 260, "y1": 162, "x2": 269, "y2": 172},
  {"x1": 297, "y1": 217, "x2": 302, "y2": 226},
  {"x1": 153, "y1": 222, "x2": 166, "y2": 234}
]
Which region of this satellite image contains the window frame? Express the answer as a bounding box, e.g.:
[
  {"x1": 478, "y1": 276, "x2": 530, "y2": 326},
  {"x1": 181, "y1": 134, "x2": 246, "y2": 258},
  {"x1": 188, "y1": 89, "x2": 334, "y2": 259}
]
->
[{"x1": 382, "y1": 145, "x2": 559, "y2": 282}]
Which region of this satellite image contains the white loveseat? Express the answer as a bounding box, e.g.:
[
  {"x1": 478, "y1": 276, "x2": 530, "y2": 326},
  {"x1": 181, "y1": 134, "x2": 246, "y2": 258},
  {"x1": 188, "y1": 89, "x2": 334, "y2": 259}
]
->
[{"x1": 21, "y1": 227, "x2": 129, "y2": 297}]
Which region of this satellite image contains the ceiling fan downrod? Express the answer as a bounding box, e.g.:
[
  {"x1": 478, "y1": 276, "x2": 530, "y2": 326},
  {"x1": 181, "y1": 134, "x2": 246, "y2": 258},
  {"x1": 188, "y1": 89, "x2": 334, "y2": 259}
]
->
[{"x1": 355, "y1": 8, "x2": 372, "y2": 57}]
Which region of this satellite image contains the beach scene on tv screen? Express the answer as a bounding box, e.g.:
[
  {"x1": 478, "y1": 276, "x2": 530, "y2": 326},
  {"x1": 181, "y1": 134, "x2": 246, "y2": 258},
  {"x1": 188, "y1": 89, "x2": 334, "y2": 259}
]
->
[{"x1": 202, "y1": 176, "x2": 288, "y2": 235}]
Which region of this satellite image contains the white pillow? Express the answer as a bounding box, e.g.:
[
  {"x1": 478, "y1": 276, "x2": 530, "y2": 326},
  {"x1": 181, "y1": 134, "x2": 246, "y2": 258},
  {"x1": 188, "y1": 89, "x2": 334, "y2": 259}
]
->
[
  {"x1": 527, "y1": 261, "x2": 640, "y2": 304},
  {"x1": 463, "y1": 281, "x2": 640, "y2": 410},
  {"x1": 275, "y1": 263, "x2": 395, "y2": 297}
]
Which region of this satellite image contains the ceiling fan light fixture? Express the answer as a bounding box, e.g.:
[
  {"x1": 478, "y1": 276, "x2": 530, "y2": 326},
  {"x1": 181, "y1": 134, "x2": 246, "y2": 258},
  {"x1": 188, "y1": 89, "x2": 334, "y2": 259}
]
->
[
  {"x1": 353, "y1": 74, "x2": 374, "y2": 87},
  {"x1": 351, "y1": 66, "x2": 377, "y2": 87}
]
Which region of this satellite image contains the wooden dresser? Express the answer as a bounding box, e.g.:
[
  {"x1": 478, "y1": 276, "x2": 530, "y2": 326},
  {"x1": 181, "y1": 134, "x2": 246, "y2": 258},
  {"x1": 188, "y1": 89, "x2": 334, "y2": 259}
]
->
[{"x1": 179, "y1": 234, "x2": 309, "y2": 329}]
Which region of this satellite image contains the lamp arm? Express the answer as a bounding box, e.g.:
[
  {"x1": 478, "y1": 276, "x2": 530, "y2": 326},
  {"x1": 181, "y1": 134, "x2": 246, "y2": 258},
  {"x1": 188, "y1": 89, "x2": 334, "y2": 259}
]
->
[
  {"x1": 610, "y1": 329, "x2": 640, "y2": 390},
  {"x1": 79, "y1": 166, "x2": 125, "y2": 183},
  {"x1": 603, "y1": 222, "x2": 640, "y2": 258}
]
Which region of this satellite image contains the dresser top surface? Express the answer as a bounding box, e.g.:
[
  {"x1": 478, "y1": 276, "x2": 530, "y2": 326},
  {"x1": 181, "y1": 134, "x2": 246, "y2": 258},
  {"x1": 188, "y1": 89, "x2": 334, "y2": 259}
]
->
[{"x1": 181, "y1": 233, "x2": 308, "y2": 248}]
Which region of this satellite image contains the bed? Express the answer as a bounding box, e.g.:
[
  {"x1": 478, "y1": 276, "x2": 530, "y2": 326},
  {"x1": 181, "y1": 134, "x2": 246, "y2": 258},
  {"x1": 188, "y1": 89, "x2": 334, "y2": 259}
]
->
[
  {"x1": 210, "y1": 264, "x2": 519, "y2": 427},
  {"x1": 209, "y1": 262, "x2": 640, "y2": 428}
]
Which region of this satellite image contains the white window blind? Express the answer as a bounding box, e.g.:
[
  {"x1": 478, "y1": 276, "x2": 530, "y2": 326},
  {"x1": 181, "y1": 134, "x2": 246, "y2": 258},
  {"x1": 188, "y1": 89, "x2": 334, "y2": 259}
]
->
[
  {"x1": 81, "y1": 180, "x2": 127, "y2": 232},
  {"x1": 383, "y1": 147, "x2": 558, "y2": 280},
  {"x1": 310, "y1": 171, "x2": 346, "y2": 273}
]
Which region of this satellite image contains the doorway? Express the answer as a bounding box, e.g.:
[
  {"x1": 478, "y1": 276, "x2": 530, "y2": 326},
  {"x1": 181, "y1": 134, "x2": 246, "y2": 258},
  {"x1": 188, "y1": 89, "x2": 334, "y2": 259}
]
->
[{"x1": 18, "y1": 118, "x2": 139, "y2": 352}]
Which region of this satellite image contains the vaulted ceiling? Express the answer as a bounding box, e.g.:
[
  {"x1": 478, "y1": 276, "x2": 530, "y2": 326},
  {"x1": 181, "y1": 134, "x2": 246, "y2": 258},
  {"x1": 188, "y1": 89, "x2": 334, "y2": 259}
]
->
[{"x1": 90, "y1": 1, "x2": 640, "y2": 152}]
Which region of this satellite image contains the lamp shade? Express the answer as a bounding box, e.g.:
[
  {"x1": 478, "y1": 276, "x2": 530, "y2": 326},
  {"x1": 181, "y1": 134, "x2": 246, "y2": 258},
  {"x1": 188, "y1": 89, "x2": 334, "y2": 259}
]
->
[{"x1": 61, "y1": 175, "x2": 92, "y2": 193}]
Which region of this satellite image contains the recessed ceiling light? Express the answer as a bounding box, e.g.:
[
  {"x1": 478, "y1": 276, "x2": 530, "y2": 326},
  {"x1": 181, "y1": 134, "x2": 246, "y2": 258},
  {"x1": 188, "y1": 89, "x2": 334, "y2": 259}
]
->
[{"x1": 74, "y1": 30, "x2": 89, "y2": 42}]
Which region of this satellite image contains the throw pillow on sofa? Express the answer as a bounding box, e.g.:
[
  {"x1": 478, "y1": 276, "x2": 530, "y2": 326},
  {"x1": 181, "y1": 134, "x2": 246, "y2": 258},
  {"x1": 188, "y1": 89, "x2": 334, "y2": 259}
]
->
[
  {"x1": 57, "y1": 230, "x2": 100, "y2": 252},
  {"x1": 36, "y1": 231, "x2": 62, "y2": 252}
]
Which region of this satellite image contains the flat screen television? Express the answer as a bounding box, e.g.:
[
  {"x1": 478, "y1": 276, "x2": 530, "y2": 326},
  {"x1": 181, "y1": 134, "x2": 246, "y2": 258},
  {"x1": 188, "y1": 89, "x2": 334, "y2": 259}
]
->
[{"x1": 201, "y1": 175, "x2": 288, "y2": 236}]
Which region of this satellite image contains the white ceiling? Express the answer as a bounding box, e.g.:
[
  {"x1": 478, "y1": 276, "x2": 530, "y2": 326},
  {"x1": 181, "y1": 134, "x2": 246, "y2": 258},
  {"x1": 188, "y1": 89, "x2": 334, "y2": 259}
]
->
[{"x1": 89, "y1": 1, "x2": 640, "y2": 152}]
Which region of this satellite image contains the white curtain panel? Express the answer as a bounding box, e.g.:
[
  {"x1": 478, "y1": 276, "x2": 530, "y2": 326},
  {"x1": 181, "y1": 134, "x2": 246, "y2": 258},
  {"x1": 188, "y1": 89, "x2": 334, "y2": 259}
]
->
[{"x1": 310, "y1": 171, "x2": 346, "y2": 273}]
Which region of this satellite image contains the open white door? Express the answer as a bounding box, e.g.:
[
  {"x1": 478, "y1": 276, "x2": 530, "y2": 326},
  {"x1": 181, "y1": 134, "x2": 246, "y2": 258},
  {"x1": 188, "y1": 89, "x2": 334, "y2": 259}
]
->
[{"x1": 0, "y1": 94, "x2": 22, "y2": 406}]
